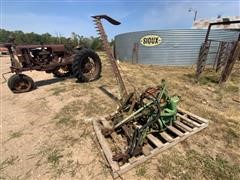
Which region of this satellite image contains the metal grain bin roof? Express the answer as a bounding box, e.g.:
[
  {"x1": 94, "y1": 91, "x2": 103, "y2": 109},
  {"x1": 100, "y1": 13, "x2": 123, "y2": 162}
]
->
[{"x1": 115, "y1": 29, "x2": 239, "y2": 66}]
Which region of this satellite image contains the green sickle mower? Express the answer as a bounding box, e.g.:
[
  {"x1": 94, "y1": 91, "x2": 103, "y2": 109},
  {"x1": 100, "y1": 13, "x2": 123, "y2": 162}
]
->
[
  {"x1": 92, "y1": 15, "x2": 208, "y2": 176},
  {"x1": 103, "y1": 80, "x2": 179, "y2": 162},
  {"x1": 93, "y1": 14, "x2": 180, "y2": 161}
]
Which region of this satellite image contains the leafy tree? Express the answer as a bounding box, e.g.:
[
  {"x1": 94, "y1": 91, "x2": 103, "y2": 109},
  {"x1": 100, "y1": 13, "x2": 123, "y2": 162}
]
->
[
  {"x1": 90, "y1": 37, "x2": 103, "y2": 50},
  {"x1": 110, "y1": 39, "x2": 115, "y2": 47},
  {"x1": 0, "y1": 28, "x2": 107, "y2": 51}
]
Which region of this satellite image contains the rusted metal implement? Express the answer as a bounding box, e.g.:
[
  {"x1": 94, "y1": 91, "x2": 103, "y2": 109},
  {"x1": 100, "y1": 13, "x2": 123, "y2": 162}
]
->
[
  {"x1": 94, "y1": 107, "x2": 208, "y2": 178},
  {"x1": 92, "y1": 15, "x2": 128, "y2": 100},
  {"x1": 1, "y1": 41, "x2": 102, "y2": 93},
  {"x1": 219, "y1": 41, "x2": 240, "y2": 83},
  {"x1": 196, "y1": 20, "x2": 240, "y2": 83},
  {"x1": 93, "y1": 14, "x2": 209, "y2": 178}
]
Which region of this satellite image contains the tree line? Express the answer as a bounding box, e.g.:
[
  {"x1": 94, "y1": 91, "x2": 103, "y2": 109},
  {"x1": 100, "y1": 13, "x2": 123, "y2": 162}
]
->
[{"x1": 0, "y1": 29, "x2": 114, "y2": 51}]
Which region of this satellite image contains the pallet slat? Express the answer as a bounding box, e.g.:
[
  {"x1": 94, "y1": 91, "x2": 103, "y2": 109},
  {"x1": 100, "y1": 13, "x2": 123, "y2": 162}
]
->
[
  {"x1": 167, "y1": 126, "x2": 184, "y2": 137},
  {"x1": 128, "y1": 157, "x2": 137, "y2": 163},
  {"x1": 177, "y1": 107, "x2": 209, "y2": 124},
  {"x1": 100, "y1": 118, "x2": 126, "y2": 152},
  {"x1": 175, "y1": 121, "x2": 193, "y2": 132},
  {"x1": 114, "y1": 122, "x2": 208, "y2": 178},
  {"x1": 177, "y1": 113, "x2": 201, "y2": 127},
  {"x1": 94, "y1": 109, "x2": 209, "y2": 178},
  {"x1": 160, "y1": 131, "x2": 174, "y2": 142},
  {"x1": 147, "y1": 134, "x2": 164, "y2": 148},
  {"x1": 93, "y1": 120, "x2": 120, "y2": 171}
]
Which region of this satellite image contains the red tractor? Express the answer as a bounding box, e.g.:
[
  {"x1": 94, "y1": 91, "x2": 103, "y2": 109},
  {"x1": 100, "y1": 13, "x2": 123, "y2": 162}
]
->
[{"x1": 1, "y1": 42, "x2": 102, "y2": 93}]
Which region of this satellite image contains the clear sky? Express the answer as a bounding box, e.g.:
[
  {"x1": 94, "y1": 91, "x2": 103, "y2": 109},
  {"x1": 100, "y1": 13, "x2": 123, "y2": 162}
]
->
[{"x1": 1, "y1": 0, "x2": 239, "y2": 39}]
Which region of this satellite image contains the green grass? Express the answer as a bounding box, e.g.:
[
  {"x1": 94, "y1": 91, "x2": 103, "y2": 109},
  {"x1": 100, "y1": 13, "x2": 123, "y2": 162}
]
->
[
  {"x1": 27, "y1": 145, "x2": 80, "y2": 178},
  {"x1": 224, "y1": 127, "x2": 239, "y2": 147},
  {"x1": 136, "y1": 165, "x2": 147, "y2": 177},
  {"x1": 56, "y1": 116, "x2": 77, "y2": 127},
  {"x1": 50, "y1": 159, "x2": 80, "y2": 178},
  {"x1": 182, "y1": 69, "x2": 237, "y2": 86},
  {"x1": 59, "y1": 82, "x2": 66, "y2": 85},
  {"x1": 82, "y1": 101, "x2": 101, "y2": 117},
  {"x1": 50, "y1": 86, "x2": 66, "y2": 96},
  {"x1": 56, "y1": 101, "x2": 82, "y2": 117},
  {"x1": 61, "y1": 135, "x2": 80, "y2": 146},
  {"x1": 229, "y1": 65, "x2": 240, "y2": 84},
  {"x1": 157, "y1": 150, "x2": 240, "y2": 179},
  {"x1": 47, "y1": 149, "x2": 63, "y2": 167},
  {"x1": 0, "y1": 155, "x2": 19, "y2": 171},
  {"x1": 198, "y1": 75, "x2": 219, "y2": 85},
  {"x1": 82, "y1": 98, "x2": 114, "y2": 117},
  {"x1": 28, "y1": 145, "x2": 63, "y2": 168},
  {"x1": 203, "y1": 155, "x2": 240, "y2": 180},
  {"x1": 214, "y1": 84, "x2": 239, "y2": 102},
  {"x1": 5, "y1": 131, "x2": 23, "y2": 143},
  {"x1": 27, "y1": 144, "x2": 81, "y2": 178},
  {"x1": 224, "y1": 85, "x2": 239, "y2": 93},
  {"x1": 54, "y1": 100, "x2": 83, "y2": 127},
  {"x1": 9, "y1": 131, "x2": 23, "y2": 139}
]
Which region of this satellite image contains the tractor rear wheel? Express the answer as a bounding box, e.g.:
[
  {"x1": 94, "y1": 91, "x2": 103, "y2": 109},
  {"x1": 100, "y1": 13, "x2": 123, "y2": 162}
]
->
[
  {"x1": 8, "y1": 74, "x2": 34, "y2": 93},
  {"x1": 72, "y1": 49, "x2": 102, "y2": 82}
]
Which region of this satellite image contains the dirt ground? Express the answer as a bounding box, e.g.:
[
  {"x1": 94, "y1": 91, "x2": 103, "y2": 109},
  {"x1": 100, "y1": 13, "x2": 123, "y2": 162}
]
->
[{"x1": 0, "y1": 53, "x2": 240, "y2": 180}]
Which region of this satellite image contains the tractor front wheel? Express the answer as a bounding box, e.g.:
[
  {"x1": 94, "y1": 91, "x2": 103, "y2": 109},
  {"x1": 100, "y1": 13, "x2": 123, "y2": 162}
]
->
[
  {"x1": 7, "y1": 74, "x2": 34, "y2": 93},
  {"x1": 72, "y1": 49, "x2": 102, "y2": 82}
]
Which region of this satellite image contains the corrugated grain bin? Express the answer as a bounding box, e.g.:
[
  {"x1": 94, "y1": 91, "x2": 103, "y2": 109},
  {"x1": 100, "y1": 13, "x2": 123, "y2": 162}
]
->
[{"x1": 115, "y1": 29, "x2": 239, "y2": 66}]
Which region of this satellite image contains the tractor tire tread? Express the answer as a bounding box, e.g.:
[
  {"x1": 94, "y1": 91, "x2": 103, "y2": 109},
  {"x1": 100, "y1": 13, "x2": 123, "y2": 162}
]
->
[{"x1": 72, "y1": 48, "x2": 102, "y2": 82}]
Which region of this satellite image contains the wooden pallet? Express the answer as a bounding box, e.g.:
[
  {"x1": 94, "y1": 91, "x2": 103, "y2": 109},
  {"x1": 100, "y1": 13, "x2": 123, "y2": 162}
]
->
[{"x1": 93, "y1": 107, "x2": 209, "y2": 178}]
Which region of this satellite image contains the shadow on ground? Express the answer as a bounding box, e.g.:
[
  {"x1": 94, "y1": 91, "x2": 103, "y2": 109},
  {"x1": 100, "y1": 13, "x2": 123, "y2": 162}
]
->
[{"x1": 35, "y1": 78, "x2": 66, "y2": 87}]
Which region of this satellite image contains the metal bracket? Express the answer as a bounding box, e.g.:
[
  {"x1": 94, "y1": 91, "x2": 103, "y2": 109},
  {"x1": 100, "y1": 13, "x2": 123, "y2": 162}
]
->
[{"x1": 2, "y1": 71, "x2": 12, "y2": 83}]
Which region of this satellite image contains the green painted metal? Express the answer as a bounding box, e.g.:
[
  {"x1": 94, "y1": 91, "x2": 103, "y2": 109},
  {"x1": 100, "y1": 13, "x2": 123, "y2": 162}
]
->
[{"x1": 108, "y1": 79, "x2": 179, "y2": 161}]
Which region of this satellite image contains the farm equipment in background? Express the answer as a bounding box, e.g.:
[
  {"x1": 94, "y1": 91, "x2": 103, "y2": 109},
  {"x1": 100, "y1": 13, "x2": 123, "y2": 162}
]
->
[
  {"x1": 92, "y1": 15, "x2": 209, "y2": 178},
  {"x1": 196, "y1": 20, "x2": 240, "y2": 84},
  {"x1": 1, "y1": 40, "x2": 102, "y2": 93}
]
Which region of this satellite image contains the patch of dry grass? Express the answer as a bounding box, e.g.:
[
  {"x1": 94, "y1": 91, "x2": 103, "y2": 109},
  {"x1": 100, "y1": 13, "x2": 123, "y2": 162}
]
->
[
  {"x1": 136, "y1": 165, "x2": 147, "y2": 177},
  {"x1": 27, "y1": 144, "x2": 81, "y2": 178},
  {"x1": 50, "y1": 86, "x2": 66, "y2": 96},
  {"x1": 0, "y1": 155, "x2": 19, "y2": 171},
  {"x1": 54, "y1": 100, "x2": 83, "y2": 127},
  {"x1": 116, "y1": 60, "x2": 240, "y2": 179},
  {"x1": 4, "y1": 130, "x2": 24, "y2": 143},
  {"x1": 47, "y1": 56, "x2": 240, "y2": 179},
  {"x1": 156, "y1": 149, "x2": 240, "y2": 179},
  {"x1": 2, "y1": 53, "x2": 239, "y2": 179}
]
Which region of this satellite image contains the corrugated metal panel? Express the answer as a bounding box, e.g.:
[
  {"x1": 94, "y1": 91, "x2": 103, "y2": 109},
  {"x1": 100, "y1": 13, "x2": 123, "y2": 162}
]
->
[{"x1": 115, "y1": 29, "x2": 239, "y2": 66}]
